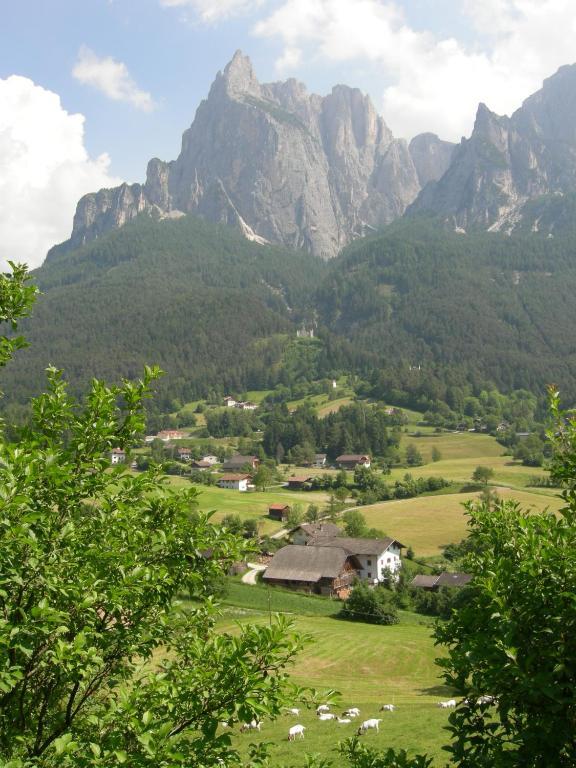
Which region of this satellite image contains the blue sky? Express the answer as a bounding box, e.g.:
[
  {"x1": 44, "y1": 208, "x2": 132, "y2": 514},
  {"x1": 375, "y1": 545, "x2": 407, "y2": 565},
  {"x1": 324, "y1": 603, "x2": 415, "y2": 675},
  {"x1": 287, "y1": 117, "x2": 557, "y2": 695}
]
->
[{"x1": 1, "y1": 0, "x2": 576, "y2": 267}]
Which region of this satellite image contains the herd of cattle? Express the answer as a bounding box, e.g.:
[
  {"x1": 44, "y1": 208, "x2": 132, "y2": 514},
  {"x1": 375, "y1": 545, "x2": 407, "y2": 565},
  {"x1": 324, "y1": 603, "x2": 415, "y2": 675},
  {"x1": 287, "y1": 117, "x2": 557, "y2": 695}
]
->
[{"x1": 231, "y1": 697, "x2": 497, "y2": 742}]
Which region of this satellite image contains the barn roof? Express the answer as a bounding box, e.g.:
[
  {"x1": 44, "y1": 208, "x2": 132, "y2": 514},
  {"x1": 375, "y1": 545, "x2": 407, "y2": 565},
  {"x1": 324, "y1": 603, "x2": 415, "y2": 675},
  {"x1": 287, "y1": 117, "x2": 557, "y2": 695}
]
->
[
  {"x1": 336, "y1": 454, "x2": 370, "y2": 461},
  {"x1": 411, "y1": 574, "x2": 440, "y2": 588},
  {"x1": 314, "y1": 536, "x2": 404, "y2": 555},
  {"x1": 410, "y1": 572, "x2": 472, "y2": 588},
  {"x1": 263, "y1": 545, "x2": 350, "y2": 582},
  {"x1": 295, "y1": 522, "x2": 341, "y2": 538},
  {"x1": 436, "y1": 572, "x2": 473, "y2": 587}
]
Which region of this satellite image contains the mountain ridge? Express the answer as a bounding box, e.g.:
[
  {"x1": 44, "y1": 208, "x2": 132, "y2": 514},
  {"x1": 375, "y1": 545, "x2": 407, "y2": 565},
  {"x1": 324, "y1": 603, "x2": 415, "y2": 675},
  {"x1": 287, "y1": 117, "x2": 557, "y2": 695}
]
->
[{"x1": 49, "y1": 51, "x2": 453, "y2": 262}]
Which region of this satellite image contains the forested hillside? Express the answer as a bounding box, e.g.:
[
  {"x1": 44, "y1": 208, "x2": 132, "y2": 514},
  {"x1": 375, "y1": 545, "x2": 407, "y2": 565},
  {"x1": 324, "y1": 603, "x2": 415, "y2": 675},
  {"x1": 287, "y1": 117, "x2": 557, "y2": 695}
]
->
[
  {"x1": 1, "y1": 215, "x2": 326, "y2": 410},
  {"x1": 4, "y1": 213, "x2": 576, "y2": 418},
  {"x1": 317, "y1": 218, "x2": 576, "y2": 400}
]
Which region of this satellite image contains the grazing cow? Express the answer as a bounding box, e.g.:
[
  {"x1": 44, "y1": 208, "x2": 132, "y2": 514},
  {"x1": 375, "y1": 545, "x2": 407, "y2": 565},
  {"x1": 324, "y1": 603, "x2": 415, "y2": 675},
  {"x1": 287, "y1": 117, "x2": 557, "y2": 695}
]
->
[
  {"x1": 316, "y1": 704, "x2": 330, "y2": 714},
  {"x1": 288, "y1": 724, "x2": 305, "y2": 741},
  {"x1": 240, "y1": 719, "x2": 261, "y2": 732},
  {"x1": 380, "y1": 704, "x2": 396, "y2": 712},
  {"x1": 438, "y1": 699, "x2": 456, "y2": 709},
  {"x1": 337, "y1": 717, "x2": 352, "y2": 724},
  {"x1": 357, "y1": 718, "x2": 382, "y2": 735},
  {"x1": 318, "y1": 713, "x2": 336, "y2": 721},
  {"x1": 343, "y1": 707, "x2": 360, "y2": 717},
  {"x1": 286, "y1": 707, "x2": 300, "y2": 715}
]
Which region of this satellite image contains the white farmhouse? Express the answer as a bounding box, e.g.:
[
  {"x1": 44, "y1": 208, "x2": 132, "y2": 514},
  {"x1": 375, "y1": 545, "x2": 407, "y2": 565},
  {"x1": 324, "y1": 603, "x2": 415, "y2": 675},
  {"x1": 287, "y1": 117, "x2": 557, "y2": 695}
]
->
[
  {"x1": 293, "y1": 532, "x2": 404, "y2": 583},
  {"x1": 318, "y1": 537, "x2": 403, "y2": 582},
  {"x1": 110, "y1": 448, "x2": 126, "y2": 465},
  {"x1": 217, "y1": 473, "x2": 252, "y2": 492}
]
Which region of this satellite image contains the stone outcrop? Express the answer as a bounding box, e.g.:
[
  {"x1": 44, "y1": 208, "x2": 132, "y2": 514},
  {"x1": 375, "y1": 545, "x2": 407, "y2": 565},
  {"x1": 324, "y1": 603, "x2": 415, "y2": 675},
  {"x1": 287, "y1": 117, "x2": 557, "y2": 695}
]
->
[{"x1": 52, "y1": 51, "x2": 451, "y2": 261}]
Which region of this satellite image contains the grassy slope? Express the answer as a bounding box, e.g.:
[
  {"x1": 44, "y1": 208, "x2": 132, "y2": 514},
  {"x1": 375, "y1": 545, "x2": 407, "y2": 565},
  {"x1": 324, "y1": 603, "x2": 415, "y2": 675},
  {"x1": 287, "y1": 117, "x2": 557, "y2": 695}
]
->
[
  {"x1": 359, "y1": 488, "x2": 563, "y2": 556},
  {"x1": 215, "y1": 586, "x2": 451, "y2": 762},
  {"x1": 168, "y1": 478, "x2": 329, "y2": 534}
]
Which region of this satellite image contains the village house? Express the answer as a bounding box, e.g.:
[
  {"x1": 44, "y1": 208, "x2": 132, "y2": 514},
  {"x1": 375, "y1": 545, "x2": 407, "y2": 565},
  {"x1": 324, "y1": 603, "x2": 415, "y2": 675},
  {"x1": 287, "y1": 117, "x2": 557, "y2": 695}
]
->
[
  {"x1": 223, "y1": 396, "x2": 237, "y2": 407},
  {"x1": 303, "y1": 453, "x2": 327, "y2": 468},
  {"x1": 176, "y1": 447, "x2": 192, "y2": 462},
  {"x1": 315, "y1": 536, "x2": 404, "y2": 582},
  {"x1": 200, "y1": 454, "x2": 219, "y2": 465},
  {"x1": 223, "y1": 454, "x2": 260, "y2": 472},
  {"x1": 291, "y1": 522, "x2": 341, "y2": 546},
  {"x1": 268, "y1": 503, "x2": 291, "y2": 522},
  {"x1": 217, "y1": 473, "x2": 252, "y2": 492},
  {"x1": 263, "y1": 545, "x2": 359, "y2": 597},
  {"x1": 156, "y1": 429, "x2": 186, "y2": 442},
  {"x1": 411, "y1": 572, "x2": 472, "y2": 590},
  {"x1": 336, "y1": 454, "x2": 371, "y2": 469},
  {"x1": 110, "y1": 448, "x2": 126, "y2": 465},
  {"x1": 285, "y1": 476, "x2": 314, "y2": 490},
  {"x1": 236, "y1": 401, "x2": 258, "y2": 411},
  {"x1": 191, "y1": 460, "x2": 212, "y2": 470},
  {"x1": 290, "y1": 524, "x2": 404, "y2": 582}
]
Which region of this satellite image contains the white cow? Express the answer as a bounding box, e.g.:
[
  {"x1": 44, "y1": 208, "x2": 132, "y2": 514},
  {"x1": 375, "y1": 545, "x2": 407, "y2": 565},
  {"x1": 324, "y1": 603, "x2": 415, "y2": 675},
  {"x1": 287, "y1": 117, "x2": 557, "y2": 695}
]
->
[
  {"x1": 438, "y1": 699, "x2": 456, "y2": 709},
  {"x1": 343, "y1": 707, "x2": 360, "y2": 717},
  {"x1": 240, "y1": 719, "x2": 261, "y2": 732},
  {"x1": 337, "y1": 717, "x2": 352, "y2": 724},
  {"x1": 318, "y1": 713, "x2": 336, "y2": 721},
  {"x1": 357, "y1": 718, "x2": 382, "y2": 734},
  {"x1": 380, "y1": 704, "x2": 396, "y2": 712},
  {"x1": 288, "y1": 724, "x2": 305, "y2": 741},
  {"x1": 285, "y1": 708, "x2": 300, "y2": 716},
  {"x1": 316, "y1": 704, "x2": 330, "y2": 714}
]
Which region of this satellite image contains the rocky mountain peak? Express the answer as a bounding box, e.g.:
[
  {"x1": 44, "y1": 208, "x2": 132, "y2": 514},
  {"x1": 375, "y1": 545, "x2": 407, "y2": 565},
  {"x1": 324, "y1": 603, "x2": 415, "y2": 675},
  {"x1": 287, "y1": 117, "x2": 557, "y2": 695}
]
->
[
  {"x1": 409, "y1": 64, "x2": 576, "y2": 232},
  {"x1": 51, "y1": 51, "x2": 453, "y2": 261},
  {"x1": 408, "y1": 133, "x2": 455, "y2": 188},
  {"x1": 211, "y1": 49, "x2": 261, "y2": 100}
]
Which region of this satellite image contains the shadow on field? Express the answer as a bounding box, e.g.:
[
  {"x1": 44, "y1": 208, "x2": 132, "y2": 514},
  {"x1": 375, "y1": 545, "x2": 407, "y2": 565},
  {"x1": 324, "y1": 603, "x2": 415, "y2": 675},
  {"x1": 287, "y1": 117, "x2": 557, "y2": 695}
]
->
[{"x1": 418, "y1": 684, "x2": 456, "y2": 697}]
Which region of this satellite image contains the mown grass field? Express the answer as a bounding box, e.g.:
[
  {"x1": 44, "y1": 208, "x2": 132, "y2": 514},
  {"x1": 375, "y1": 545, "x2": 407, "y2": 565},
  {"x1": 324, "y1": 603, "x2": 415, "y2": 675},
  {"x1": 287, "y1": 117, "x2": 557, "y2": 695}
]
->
[
  {"x1": 214, "y1": 585, "x2": 452, "y2": 764},
  {"x1": 167, "y1": 478, "x2": 329, "y2": 534},
  {"x1": 358, "y1": 487, "x2": 564, "y2": 556}
]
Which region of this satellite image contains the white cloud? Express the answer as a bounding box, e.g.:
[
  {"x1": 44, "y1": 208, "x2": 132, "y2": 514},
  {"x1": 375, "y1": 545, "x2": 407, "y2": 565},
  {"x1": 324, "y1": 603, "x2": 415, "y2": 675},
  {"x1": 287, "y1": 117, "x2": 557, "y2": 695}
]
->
[
  {"x1": 159, "y1": 0, "x2": 266, "y2": 23},
  {"x1": 0, "y1": 76, "x2": 121, "y2": 270},
  {"x1": 72, "y1": 46, "x2": 156, "y2": 112},
  {"x1": 253, "y1": 0, "x2": 576, "y2": 141}
]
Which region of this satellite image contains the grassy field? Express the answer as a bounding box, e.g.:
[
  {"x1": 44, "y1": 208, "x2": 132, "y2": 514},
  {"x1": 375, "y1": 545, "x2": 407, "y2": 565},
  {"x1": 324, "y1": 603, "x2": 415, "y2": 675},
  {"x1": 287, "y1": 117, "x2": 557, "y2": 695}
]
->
[
  {"x1": 214, "y1": 585, "x2": 452, "y2": 763},
  {"x1": 358, "y1": 487, "x2": 564, "y2": 556},
  {"x1": 167, "y1": 478, "x2": 329, "y2": 534}
]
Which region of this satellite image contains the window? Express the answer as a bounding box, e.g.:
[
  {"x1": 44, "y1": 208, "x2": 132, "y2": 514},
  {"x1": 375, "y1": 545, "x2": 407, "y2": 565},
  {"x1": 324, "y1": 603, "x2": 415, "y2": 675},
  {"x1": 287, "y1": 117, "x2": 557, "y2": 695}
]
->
[
  {"x1": 367, "y1": 572, "x2": 372, "y2": 578},
  {"x1": 367, "y1": 559, "x2": 372, "y2": 565}
]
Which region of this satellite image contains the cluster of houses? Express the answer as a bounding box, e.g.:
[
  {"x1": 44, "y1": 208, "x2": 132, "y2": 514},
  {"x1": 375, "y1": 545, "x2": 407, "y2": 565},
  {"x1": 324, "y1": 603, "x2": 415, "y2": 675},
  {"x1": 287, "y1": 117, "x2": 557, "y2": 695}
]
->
[
  {"x1": 263, "y1": 522, "x2": 404, "y2": 599},
  {"x1": 263, "y1": 522, "x2": 472, "y2": 600}
]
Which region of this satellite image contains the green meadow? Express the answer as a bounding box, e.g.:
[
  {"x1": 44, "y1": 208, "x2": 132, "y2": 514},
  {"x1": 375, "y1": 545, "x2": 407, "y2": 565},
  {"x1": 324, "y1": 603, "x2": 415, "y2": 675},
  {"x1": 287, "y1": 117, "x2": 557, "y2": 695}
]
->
[
  {"x1": 358, "y1": 487, "x2": 564, "y2": 557},
  {"x1": 167, "y1": 478, "x2": 329, "y2": 535},
  {"x1": 213, "y1": 585, "x2": 452, "y2": 764}
]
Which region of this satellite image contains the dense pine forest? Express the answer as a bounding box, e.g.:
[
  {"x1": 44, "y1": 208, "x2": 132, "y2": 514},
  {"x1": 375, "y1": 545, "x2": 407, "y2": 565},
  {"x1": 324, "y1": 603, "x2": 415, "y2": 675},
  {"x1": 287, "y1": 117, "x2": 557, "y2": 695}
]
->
[
  {"x1": 3, "y1": 212, "x2": 576, "y2": 425},
  {"x1": 318, "y1": 217, "x2": 576, "y2": 399}
]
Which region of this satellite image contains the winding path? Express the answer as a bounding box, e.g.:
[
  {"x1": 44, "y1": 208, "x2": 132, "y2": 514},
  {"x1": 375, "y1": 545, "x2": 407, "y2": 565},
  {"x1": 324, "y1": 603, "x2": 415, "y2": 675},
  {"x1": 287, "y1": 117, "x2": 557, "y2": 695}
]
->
[{"x1": 241, "y1": 562, "x2": 267, "y2": 585}]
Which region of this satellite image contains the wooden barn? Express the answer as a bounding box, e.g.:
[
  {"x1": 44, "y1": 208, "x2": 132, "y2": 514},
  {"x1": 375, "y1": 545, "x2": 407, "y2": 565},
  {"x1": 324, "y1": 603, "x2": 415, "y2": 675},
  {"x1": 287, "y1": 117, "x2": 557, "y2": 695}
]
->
[
  {"x1": 268, "y1": 503, "x2": 291, "y2": 522},
  {"x1": 263, "y1": 545, "x2": 360, "y2": 598}
]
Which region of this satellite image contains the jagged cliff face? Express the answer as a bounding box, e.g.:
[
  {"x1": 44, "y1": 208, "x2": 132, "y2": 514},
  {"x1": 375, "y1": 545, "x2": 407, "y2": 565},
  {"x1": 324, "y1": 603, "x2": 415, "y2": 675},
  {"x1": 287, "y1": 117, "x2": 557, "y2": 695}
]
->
[
  {"x1": 410, "y1": 64, "x2": 576, "y2": 232},
  {"x1": 54, "y1": 51, "x2": 450, "y2": 261}
]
